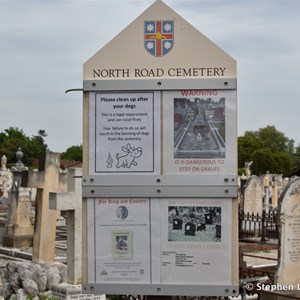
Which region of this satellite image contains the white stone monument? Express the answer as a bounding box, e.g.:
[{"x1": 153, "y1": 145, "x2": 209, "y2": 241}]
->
[
  {"x1": 50, "y1": 168, "x2": 82, "y2": 285},
  {"x1": 243, "y1": 175, "x2": 263, "y2": 215},
  {"x1": 27, "y1": 150, "x2": 67, "y2": 262},
  {"x1": 277, "y1": 178, "x2": 300, "y2": 288}
]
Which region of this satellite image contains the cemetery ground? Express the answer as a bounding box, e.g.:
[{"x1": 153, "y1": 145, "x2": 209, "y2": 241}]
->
[
  {"x1": 0, "y1": 233, "x2": 279, "y2": 300},
  {"x1": 0, "y1": 212, "x2": 280, "y2": 300},
  {"x1": 1, "y1": 150, "x2": 300, "y2": 299}
]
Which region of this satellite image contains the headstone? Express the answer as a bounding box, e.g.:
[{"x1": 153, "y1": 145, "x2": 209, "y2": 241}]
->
[
  {"x1": 277, "y1": 178, "x2": 300, "y2": 287},
  {"x1": 263, "y1": 172, "x2": 271, "y2": 213},
  {"x1": 2, "y1": 148, "x2": 33, "y2": 247},
  {"x1": 216, "y1": 224, "x2": 221, "y2": 239},
  {"x1": 243, "y1": 175, "x2": 263, "y2": 215},
  {"x1": 26, "y1": 150, "x2": 67, "y2": 263},
  {"x1": 271, "y1": 174, "x2": 282, "y2": 208},
  {"x1": 3, "y1": 187, "x2": 35, "y2": 247},
  {"x1": 172, "y1": 218, "x2": 182, "y2": 230},
  {"x1": 184, "y1": 222, "x2": 196, "y2": 236},
  {"x1": 49, "y1": 168, "x2": 82, "y2": 284}
]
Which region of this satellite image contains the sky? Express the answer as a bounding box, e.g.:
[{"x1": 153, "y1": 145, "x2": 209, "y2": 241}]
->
[{"x1": 0, "y1": 0, "x2": 299, "y2": 153}]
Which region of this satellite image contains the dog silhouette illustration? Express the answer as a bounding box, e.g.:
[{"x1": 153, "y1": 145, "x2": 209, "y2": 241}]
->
[{"x1": 116, "y1": 143, "x2": 142, "y2": 168}]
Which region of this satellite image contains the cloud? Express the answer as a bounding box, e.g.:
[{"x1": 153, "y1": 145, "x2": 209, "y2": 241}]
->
[{"x1": 0, "y1": 0, "x2": 300, "y2": 152}]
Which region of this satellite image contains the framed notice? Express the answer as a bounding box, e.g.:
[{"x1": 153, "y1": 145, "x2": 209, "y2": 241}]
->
[
  {"x1": 93, "y1": 198, "x2": 151, "y2": 284},
  {"x1": 88, "y1": 197, "x2": 232, "y2": 286},
  {"x1": 160, "y1": 198, "x2": 232, "y2": 284},
  {"x1": 89, "y1": 91, "x2": 160, "y2": 174},
  {"x1": 163, "y1": 90, "x2": 237, "y2": 175}
]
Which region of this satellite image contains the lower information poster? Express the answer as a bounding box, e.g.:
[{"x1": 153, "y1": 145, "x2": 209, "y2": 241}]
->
[
  {"x1": 91, "y1": 198, "x2": 232, "y2": 285},
  {"x1": 160, "y1": 198, "x2": 232, "y2": 284},
  {"x1": 94, "y1": 198, "x2": 151, "y2": 283}
]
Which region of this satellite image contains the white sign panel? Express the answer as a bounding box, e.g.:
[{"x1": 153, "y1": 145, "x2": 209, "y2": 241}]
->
[
  {"x1": 160, "y1": 198, "x2": 232, "y2": 284},
  {"x1": 163, "y1": 90, "x2": 237, "y2": 175},
  {"x1": 89, "y1": 92, "x2": 160, "y2": 174},
  {"x1": 89, "y1": 198, "x2": 232, "y2": 285},
  {"x1": 94, "y1": 198, "x2": 151, "y2": 283}
]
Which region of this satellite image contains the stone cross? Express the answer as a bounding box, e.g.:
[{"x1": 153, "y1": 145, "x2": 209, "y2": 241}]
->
[
  {"x1": 49, "y1": 168, "x2": 82, "y2": 284},
  {"x1": 277, "y1": 178, "x2": 300, "y2": 288},
  {"x1": 26, "y1": 150, "x2": 67, "y2": 263}
]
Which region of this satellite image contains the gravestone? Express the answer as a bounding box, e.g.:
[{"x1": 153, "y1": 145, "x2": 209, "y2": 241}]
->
[
  {"x1": 271, "y1": 174, "x2": 282, "y2": 209},
  {"x1": 2, "y1": 148, "x2": 33, "y2": 247},
  {"x1": 263, "y1": 172, "x2": 271, "y2": 213},
  {"x1": 243, "y1": 175, "x2": 263, "y2": 215},
  {"x1": 277, "y1": 177, "x2": 300, "y2": 287},
  {"x1": 184, "y1": 222, "x2": 196, "y2": 236},
  {"x1": 3, "y1": 187, "x2": 34, "y2": 247},
  {"x1": 26, "y1": 150, "x2": 67, "y2": 263},
  {"x1": 173, "y1": 218, "x2": 182, "y2": 230},
  {"x1": 49, "y1": 168, "x2": 82, "y2": 284}
]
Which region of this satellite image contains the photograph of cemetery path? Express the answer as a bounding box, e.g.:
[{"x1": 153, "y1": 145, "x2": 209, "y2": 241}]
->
[{"x1": 174, "y1": 97, "x2": 225, "y2": 159}]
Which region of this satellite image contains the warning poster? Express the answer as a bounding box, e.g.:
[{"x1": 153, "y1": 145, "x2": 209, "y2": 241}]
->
[{"x1": 162, "y1": 90, "x2": 237, "y2": 175}]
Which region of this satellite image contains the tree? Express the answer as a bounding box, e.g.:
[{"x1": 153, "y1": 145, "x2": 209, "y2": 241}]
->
[
  {"x1": 61, "y1": 145, "x2": 83, "y2": 161},
  {"x1": 238, "y1": 136, "x2": 260, "y2": 169},
  {"x1": 250, "y1": 148, "x2": 275, "y2": 175},
  {"x1": 238, "y1": 126, "x2": 295, "y2": 176},
  {"x1": 255, "y1": 125, "x2": 294, "y2": 153},
  {"x1": 272, "y1": 152, "x2": 292, "y2": 176},
  {"x1": 0, "y1": 127, "x2": 47, "y2": 167}
]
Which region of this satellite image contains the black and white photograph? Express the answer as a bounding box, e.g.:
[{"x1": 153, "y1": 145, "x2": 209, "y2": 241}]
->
[
  {"x1": 111, "y1": 230, "x2": 133, "y2": 259},
  {"x1": 174, "y1": 96, "x2": 225, "y2": 159},
  {"x1": 168, "y1": 206, "x2": 222, "y2": 242},
  {"x1": 116, "y1": 205, "x2": 129, "y2": 220}
]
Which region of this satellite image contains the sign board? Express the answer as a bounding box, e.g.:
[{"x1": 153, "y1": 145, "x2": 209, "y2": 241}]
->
[{"x1": 82, "y1": 0, "x2": 238, "y2": 297}]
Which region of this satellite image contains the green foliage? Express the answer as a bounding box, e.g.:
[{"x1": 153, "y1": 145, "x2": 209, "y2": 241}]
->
[
  {"x1": 0, "y1": 127, "x2": 47, "y2": 167},
  {"x1": 106, "y1": 296, "x2": 121, "y2": 300},
  {"x1": 0, "y1": 127, "x2": 83, "y2": 168},
  {"x1": 38, "y1": 295, "x2": 59, "y2": 300},
  {"x1": 272, "y1": 151, "x2": 292, "y2": 176},
  {"x1": 249, "y1": 148, "x2": 275, "y2": 175},
  {"x1": 61, "y1": 145, "x2": 83, "y2": 161},
  {"x1": 238, "y1": 125, "x2": 297, "y2": 176}
]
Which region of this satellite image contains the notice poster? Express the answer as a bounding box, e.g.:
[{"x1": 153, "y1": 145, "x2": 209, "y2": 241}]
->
[
  {"x1": 160, "y1": 198, "x2": 232, "y2": 284},
  {"x1": 89, "y1": 197, "x2": 233, "y2": 286},
  {"x1": 94, "y1": 198, "x2": 151, "y2": 284},
  {"x1": 89, "y1": 92, "x2": 160, "y2": 174},
  {"x1": 163, "y1": 90, "x2": 237, "y2": 175}
]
